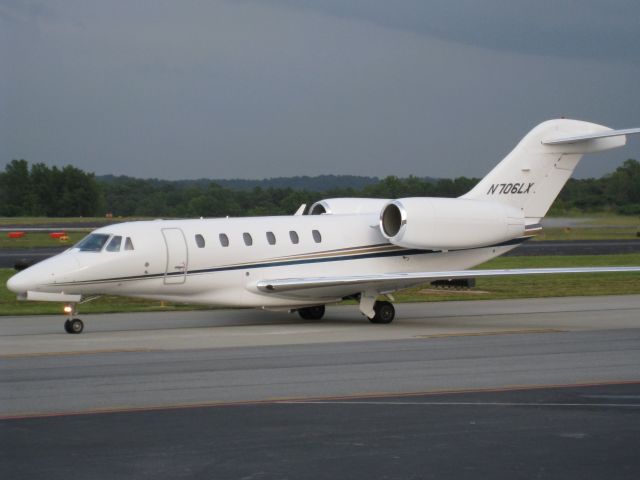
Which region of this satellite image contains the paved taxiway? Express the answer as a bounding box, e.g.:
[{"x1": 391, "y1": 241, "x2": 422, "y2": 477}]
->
[
  {"x1": 2, "y1": 295, "x2": 640, "y2": 416},
  {"x1": 3, "y1": 383, "x2": 639, "y2": 480},
  {"x1": 2, "y1": 296, "x2": 640, "y2": 479}
]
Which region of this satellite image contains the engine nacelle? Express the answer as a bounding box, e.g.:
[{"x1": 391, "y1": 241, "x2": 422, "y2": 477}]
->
[
  {"x1": 379, "y1": 197, "x2": 525, "y2": 250},
  {"x1": 308, "y1": 198, "x2": 390, "y2": 215}
]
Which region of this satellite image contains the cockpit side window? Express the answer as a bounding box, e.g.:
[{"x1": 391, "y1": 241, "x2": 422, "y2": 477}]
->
[
  {"x1": 106, "y1": 235, "x2": 122, "y2": 252},
  {"x1": 124, "y1": 237, "x2": 134, "y2": 251},
  {"x1": 76, "y1": 233, "x2": 111, "y2": 252}
]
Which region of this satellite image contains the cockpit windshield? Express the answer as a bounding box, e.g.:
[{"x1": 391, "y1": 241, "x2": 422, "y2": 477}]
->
[{"x1": 75, "y1": 233, "x2": 111, "y2": 252}]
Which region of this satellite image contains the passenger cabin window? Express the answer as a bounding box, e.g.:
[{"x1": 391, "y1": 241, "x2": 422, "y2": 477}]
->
[
  {"x1": 195, "y1": 234, "x2": 205, "y2": 248},
  {"x1": 312, "y1": 230, "x2": 322, "y2": 243},
  {"x1": 266, "y1": 231, "x2": 276, "y2": 245},
  {"x1": 124, "y1": 237, "x2": 134, "y2": 251},
  {"x1": 243, "y1": 233, "x2": 253, "y2": 246},
  {"x1": 219, "y1": 233, "x2": 229, "y2": 247},
  {"x1": 106, "y1": 235, "x2": 122, "y2": 252},
  {"x1": 289, "y1": 230, "x2": 299, "y2": 244},
  {"x1": 76, "y1": 233, "x2": 110, "y2": 252}
]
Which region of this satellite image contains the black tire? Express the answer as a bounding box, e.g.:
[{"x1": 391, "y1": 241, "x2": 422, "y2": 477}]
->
[
  {"x1": 64, "y1": 319, "x2": 73, "y2": 334},
  {"x1": 298, "y1": 305, "x2": 325, "y2": 320},
  {"x1": 70, "y1": 318, "x2": 84, "y2": 334},
  {"x1": 369, "y1": 301, "x2": 395, "y2": 324}
]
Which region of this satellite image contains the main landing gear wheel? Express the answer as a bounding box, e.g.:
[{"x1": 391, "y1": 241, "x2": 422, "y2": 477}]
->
[
  {"x1": 64, "y1": 318, "x2": 84, "y2": 334},
  {"x1": 298, "y1": 305, "x2": 326, "y2": 320},
  {"x1": 369, "y1": 301, "x2": 395, "y2": 324}
]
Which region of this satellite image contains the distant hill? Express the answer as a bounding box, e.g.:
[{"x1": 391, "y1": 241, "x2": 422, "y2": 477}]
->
[{"x1": 97, "y1": 174, "x2": 438, "y2": 191}]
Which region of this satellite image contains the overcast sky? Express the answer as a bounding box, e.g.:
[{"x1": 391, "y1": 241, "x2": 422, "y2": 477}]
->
[{"x1": 2, "y1": 0, "x2": 639, "y2": 180}]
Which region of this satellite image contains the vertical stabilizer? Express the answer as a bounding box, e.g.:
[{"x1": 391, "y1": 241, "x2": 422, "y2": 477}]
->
[{"x1": 462, "y1": 119, "x2": 629, "y2": 222}]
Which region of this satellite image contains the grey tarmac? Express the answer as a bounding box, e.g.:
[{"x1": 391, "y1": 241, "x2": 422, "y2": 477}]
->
[
  {"x1": 1, "y1": 295, "x2": 640, "y2": 416},
  {"x1": 2, "y1": 295, "x2": 640, "y2": 479}
]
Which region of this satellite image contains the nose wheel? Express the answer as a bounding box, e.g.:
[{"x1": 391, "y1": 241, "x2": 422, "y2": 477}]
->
[
  {"x1": 63, "y1": 303, "x2": 83, "y2": 334},
  {"x1": 64, "y1": 318, "x2": 84, "y2": 334}
]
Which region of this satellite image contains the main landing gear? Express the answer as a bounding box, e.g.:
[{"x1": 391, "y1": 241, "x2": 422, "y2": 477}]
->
[
  {"x1": 63, "y1": 303, "x2": 84, "y2": 334},
  {"x1": 298, "y1": 305, "x2": 326, "y2": 320},
  {"x1": 358, "y1": 291, "x2": 396, "y2": 324},
  {"x1": 296, "y1": 301, "x2": 395, "y2": 323},
  {"x1": 368, "y1": 300, "x2": 395, "y2": 324}
]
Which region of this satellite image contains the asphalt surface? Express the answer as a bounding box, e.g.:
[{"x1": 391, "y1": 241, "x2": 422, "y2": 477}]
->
[
  {"x1": 1, "y1": 297, "x2": 640, "y2": 479},
  {"x1": 1, "y1": 247, "x2": 67, "y2": 268},
  {"x1": 2, "y1": 383, "x2": 639, "y2": 480}
]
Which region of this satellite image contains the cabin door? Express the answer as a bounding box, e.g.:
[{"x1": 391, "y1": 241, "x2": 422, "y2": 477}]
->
[{"x1": 162, "y1": 228, "x2": 188, "y2": 285}]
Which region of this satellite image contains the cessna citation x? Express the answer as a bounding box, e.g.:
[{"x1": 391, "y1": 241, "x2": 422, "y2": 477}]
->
[{"x1": 7, "y1": 119, "x2": 640, "y2": 333}]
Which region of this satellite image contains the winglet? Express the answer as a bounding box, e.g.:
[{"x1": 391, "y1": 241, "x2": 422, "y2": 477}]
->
[{"x1": 542, "y1": 127, "x2": 640, "y2": 145}]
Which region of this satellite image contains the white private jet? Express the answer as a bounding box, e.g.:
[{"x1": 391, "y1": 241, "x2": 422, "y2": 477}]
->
[{"x1": 7, "y1": 119, "x2": 640, "y2": 333}]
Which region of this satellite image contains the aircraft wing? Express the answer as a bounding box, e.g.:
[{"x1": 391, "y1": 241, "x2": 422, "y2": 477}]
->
[{"x1": 256, "y1": 266, "x2": 640, "y2": 299}]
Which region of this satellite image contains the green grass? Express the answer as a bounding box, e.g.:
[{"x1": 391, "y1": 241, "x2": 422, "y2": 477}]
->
[
  {"x1": 0, "y1": 232, "x2": 87, "y2": 249},
  {"x1": 0, "y1": 217, "x2": 118, "y2": 226},
  {"x1": 535, "y1": 227, "x2": 640, "y2": 241},
  {"x1": 0, "y1": 217, "x2": 153, "y2": 248},
  {"x1": 1, "y1": 253, "x2": 640, "y2": 315},
  {"x1": 395, "y1": 253, "x2": 640, "y2": 302},
  {"x1": 533, "y1": 214, "x2": 640, "y2": 240},
  {"x1": 569, "y1": 213, "x2": 640, "y2": 226},
  {"x1": 0, "y1": 216, "x2": 156, "y2": 226}
]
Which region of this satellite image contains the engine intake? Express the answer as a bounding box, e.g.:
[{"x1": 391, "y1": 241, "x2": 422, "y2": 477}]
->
[
  {"x1": 309, "y1": 198, "x2": 390, "y2": 215},
  {"x1": 380, "y1": 197, "x2": 525, "y2": 250}
]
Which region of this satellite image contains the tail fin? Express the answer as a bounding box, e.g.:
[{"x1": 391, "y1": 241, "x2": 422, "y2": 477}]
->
[{"x1": 462, "y1": 119, "x2": 639, "y2": 222}]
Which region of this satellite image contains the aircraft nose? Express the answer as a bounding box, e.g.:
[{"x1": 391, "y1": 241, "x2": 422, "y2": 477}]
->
[
  {"x1": 6, "y1": 253, "x2": 81, "y2": 295},
  {"x1": 6, "y1": 269, "x2": 33, "y2": 294}
]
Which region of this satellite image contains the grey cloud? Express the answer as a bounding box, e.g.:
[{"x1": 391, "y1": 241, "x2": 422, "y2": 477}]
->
[
  {"x1": 257, "y1": 0, "x2": 640, "y2": 61},
  {"x1": 0, "y1": 0, "x2": 55, "y2": 23},
  {"x1": 1, "y1": 1, "x2": 639, "y2": 181}
]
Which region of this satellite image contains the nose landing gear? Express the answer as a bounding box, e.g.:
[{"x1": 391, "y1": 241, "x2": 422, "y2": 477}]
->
[
  {"x1": 63, "y1": 303, "x2": 84, "y2": 334},
  {"x1": 64, "y1": 318, "x2": 84, "y2": 334}
]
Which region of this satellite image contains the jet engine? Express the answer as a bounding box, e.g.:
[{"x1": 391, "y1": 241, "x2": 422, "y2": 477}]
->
[
  {"x1": 379, "y1": 197, "x2": 525, "y2": 250},
  {"x1": 308, "y1": 198, "x2": 390, "y2": 215}
]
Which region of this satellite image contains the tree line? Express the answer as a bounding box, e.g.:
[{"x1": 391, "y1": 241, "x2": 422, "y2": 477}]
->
[
  {"x1": 1, "y1": 158, "x2": 640, "y2": 217},
  {"x1": 0, "y1": 159, "x2": 102, "y2": 217}
]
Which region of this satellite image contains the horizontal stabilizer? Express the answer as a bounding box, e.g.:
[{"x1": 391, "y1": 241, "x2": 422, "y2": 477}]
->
[{"x1": 542, "y1": 127, "x2": 640, "y2": 145}]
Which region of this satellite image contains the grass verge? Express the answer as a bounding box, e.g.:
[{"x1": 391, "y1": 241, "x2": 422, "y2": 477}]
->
[
  {"x1": 534, "y1": 214, "x2": 640, "y2": 240},
  {"x1": 0, "y1": 232, "x2": 86, "y2": 249},
  {"x1": 0, "y1": 217, "x2": 139, "y2": 226},
  {"x1": 396, "y1": 253, "x2": 640, "y2": 302},
  {"x1": 1, "y1": 253, "x2": 640, "y2": 315}
]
